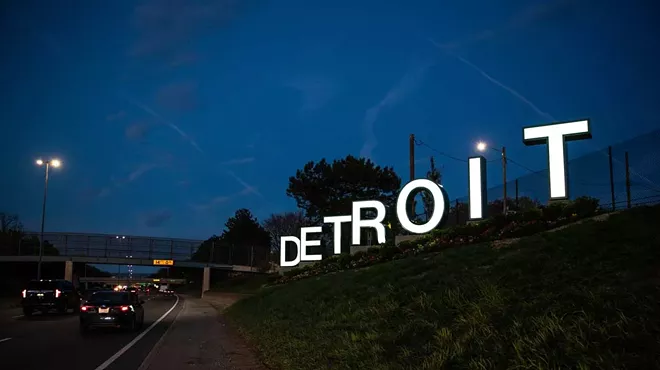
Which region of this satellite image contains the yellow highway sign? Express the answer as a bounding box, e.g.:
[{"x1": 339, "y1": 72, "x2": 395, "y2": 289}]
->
[{"x1": 153, "y1": 259, "x2": 174, "y2": 266}]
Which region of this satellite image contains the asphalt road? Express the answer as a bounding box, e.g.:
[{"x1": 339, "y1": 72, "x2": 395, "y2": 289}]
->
[{"x1": 0, "y1": 294, "x2": 183, "y2": 370}]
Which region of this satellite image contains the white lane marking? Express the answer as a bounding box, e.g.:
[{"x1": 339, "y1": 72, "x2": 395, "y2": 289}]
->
[
  {"x1": 12, "y1": 315, "x2": 24, "y2": 319},
  {"x1": 0, "y1": 337, "x2": 12, "y2": 343},
  {"x1": 136, "y1": 299, "x2": 186, "y2": 370},
  {"x1": 94, "y1": 295, "x2": 180, "y2": 370}
]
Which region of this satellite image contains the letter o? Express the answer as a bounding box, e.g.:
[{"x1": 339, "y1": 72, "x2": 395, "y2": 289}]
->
[{"x1": 396, "y1": 179, "x2": 448, "y2": 234}]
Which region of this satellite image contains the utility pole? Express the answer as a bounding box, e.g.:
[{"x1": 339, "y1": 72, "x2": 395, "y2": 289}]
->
[
  {"x1": 625, "y1": 151, "x2": 631, "y2": 209},
  {"x1": 409, "y1": 134, "x2": 415, "y2": 218},
  {"x1": 608, "y1": 146, "x2": 615, "y2": 211},
  {"x1": 502, "y1": 146, "x2": 507, "y2": 215}
]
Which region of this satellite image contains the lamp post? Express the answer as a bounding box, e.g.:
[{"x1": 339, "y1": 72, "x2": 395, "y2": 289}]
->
[
  {"x1": 476, "y1": 142, "x2": 507, "y2": 215},
  {"x1": 35, "y1": 158, "x2": 61, "y2": 280}
]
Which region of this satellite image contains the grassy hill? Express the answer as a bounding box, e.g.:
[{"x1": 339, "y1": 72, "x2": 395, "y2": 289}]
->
[{"x1": 225, "y1": 205, "x2": 660, "y2": 370}]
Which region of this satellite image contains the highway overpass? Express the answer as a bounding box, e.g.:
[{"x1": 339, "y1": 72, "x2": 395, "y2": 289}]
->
[
  {"x1": 78, "y1": 277, "x2": 187, "y2": 284},
  {"x1": 0, "y1": 231, "x2": 266, "y2": 295}
]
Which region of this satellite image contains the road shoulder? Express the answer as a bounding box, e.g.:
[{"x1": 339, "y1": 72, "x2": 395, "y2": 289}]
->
[{"x1": 139, "y1": 294, "x2": 266, "y2": 370}]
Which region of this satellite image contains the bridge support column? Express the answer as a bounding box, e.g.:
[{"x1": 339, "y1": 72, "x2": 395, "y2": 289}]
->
[
  {"x1": 64, "y1": 261, "x2": 73, "y2": 282},
  {"x1": 202, "y1": 267, "x2": 210, "y2": 297}
]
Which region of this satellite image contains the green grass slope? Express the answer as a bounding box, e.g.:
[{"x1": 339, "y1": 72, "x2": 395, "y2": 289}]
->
[
  {"x1": 211, "y1": 274, "x2": 271, "y2": 294},
  {"x1": 226, "y1": 205, "x2": 660, "y2": 370}
]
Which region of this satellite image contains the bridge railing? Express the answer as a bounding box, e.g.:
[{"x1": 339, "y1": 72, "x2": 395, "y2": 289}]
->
[{"x1": 0, "y1": 232, "x2": 203, "y2": 262}]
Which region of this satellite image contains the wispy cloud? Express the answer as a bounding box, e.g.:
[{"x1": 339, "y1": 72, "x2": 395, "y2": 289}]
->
[
  {"x1": 155, "y1": 80, "x2": 199, "y2": 112},
  {"x1": 128, "y1": 98, "x2": 203, "y2": 152},
  {"x1": 246, "y1": 133, "x2": 261, "y2": 149},
  {"x1": 226, "y1": 170, "x2": 262, "y2": 197},
  {"x1": 431, "y1": 44, "x2": 555, "y2": 121},
  {"x1": 432, "y1": 0, "x2": 577, "y2": 50},
  {"x1": 190, "y1": 185, "x2": 257, "y2": 211},
  {"x1": 286, "y1": 76, "x2": 338, "y2": 113},
  {"x1": 129, "y1": 0, "x2": 239, "y2": 66},
  {"x1": 190, "y1": 195, "x2": 231, "y2": 211},
  {"x1": 142, "y1": 209, "x2": 172, "y2": 228},
  {"x1": 98, "y1": 163, "x2": 164, "y2": 198},
  {"x1": 106, "y1": 110, "x2": 126, "y2": 121},
  {"x1": 220, "y1": 157, "x2": 255, "y2": 166},
  {"x1": 360, "y1": 62, "x2": 433, "y2": 158},
  {"x1": 125, "y1": 121, "x2": 152, "y2": 141}
]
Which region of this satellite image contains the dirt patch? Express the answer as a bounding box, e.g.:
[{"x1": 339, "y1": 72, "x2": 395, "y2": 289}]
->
[
  {"x1": 202, "y1": 293, "x2": 268, "y2": 369},
  {"x1": 202, "y1": 292, "x2": 252, "y2": 312}
]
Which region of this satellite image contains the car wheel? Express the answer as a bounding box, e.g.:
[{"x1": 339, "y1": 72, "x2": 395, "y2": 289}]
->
[
  {"x1": 125, "y1": 317, "x2": 137, "y2": 332},
  {"x1": 22, "y1": 308, "x2": 33, "y2": 317}
]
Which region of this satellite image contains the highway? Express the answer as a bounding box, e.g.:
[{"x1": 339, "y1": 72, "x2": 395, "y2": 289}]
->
[{"x1": 0, "y1": 294, "x2": 183, "y2": 370}]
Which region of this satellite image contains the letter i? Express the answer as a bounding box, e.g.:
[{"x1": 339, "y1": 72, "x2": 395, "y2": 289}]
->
[{"x1": 468, "y1": 156, "x2": 487, "y2": 220}]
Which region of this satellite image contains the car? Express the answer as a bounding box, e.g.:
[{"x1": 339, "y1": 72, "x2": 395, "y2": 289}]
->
[
  {"x1": 128, "y1": 287, "x2": 138, "y2": 294},
  {"x1": 79, "y1": 291, "x2": 145, "y2": 333},
  {"x1": 21, "y1": 279, "x2": 81, "y2": 316}
]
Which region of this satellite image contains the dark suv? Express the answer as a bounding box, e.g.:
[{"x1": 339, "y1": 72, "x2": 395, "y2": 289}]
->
[{"x1": 21, "y1": 279, "x2": 81, "y2": 316}]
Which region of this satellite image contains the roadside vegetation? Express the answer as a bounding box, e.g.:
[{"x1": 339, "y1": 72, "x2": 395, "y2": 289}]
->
[
  {"x1": 226, "y1": 205, "x2": 660, "y2": 369},
  {"x1": 211, "y1": 274, "x2": 271, "y2": 294}
]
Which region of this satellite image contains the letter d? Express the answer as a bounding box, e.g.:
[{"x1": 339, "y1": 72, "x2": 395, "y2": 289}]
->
[{"x1": 280, "y1": 236, "x2": 301, "y2": 267}]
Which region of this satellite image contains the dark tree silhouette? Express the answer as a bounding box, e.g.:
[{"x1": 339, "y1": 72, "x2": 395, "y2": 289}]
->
[
  {"x1": 287, "y1": 155, "x2": 401, "y2": 253},
  {"x1": 263, "y1": 211, "x2": 309, "y2": 261},
  {"x1": 192, "y1": 209, "x2": 271, "y2": 269}
]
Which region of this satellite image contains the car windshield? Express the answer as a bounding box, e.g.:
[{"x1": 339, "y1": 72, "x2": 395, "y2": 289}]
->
[
  {"x1": 87, "y1": 292, "x2": 130, "y2": 304},
  {"x1": 27, "y1": 281, "x2": 58, "y2": 290}
]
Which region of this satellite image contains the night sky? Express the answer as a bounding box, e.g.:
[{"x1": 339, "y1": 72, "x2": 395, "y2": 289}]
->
[{"x1": 2, "y1": 0, "x2": 659, "y2": 273}]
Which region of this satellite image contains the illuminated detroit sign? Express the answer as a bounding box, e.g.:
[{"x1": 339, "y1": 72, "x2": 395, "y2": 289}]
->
[{"x1": 281, "y1": 119, "x2": 592, "y2": 267}]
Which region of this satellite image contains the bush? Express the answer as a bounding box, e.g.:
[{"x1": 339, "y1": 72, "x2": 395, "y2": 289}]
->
[
  {"x1": 542, "y1": 201, "x2": 571, "y2": 221},
  {"x1": 518, "y1": 207, "x2": 543, "y2": 222},
  {"x1": 378, "y1": 245, "x2": 400, "y2": 260},
  {"x1": 573, "y1": 196, "x2": 600, "y2": 217}
]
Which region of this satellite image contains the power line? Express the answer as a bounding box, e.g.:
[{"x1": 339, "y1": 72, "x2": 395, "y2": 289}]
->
[{"x1": 413, "y1": 139, "x2": 467, "y2": 163}]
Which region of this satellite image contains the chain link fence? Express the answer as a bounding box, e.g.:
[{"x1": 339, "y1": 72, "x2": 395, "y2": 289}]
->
[{"x1": 444, "y1": 129, "x2": 660, "y2": 225}]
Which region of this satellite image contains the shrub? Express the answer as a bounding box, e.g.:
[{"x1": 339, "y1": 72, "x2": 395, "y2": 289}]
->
[
  {"x1": 573, "y1": 196, "x2": 600, "y2": 217},
  {"x1": 337, "y1": 253, "x2": 354, "y2": 269},
  {"x1": 366, "y1": 246, "x2": 381, "y2": 255},
  {"x1": 378, "y1": 245, "x2": 400, "y2": 260},
  {"x1": 518, "y1": 207, "x2": 543, "y2": 222},
  {"x1": 542, "y1": 201, "x2": 571, "y2": 221}
]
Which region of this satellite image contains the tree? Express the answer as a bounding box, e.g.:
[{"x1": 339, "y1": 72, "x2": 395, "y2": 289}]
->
[
  {"x1": 0, "y1": 213, "x2": 23, "y2": 255},
  {"x1": 222, "y1": 209, "x2": 271, "y2": 269},
  {"x1": 192, "y1": 209, "x2": 271, "y2": 269},
  {"x1": 1, "y1": 213, "x2": 23, "y2": 233},
  {"x1": 421, "y1": 156, "x2": 442, "y2": 222},
  {"x1": 287, "y1": 155, "x2": 401, "y2": 254},
  {"x1": 0, "y1": 212, "x2": 58, "y2": 256},
  {"x1": 263, "y1": 211, "x2": 308, "y2": 262}
]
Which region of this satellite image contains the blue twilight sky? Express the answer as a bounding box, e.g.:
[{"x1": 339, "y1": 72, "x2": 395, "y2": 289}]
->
[{"x1": 2, "y1": 0, "x2": 659, "y2": 242}]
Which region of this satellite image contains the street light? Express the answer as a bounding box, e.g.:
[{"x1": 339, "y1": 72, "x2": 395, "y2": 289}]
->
[
  {"x1": 35, "y1": 158, "x2": 62, "y2": 280},
  {"x1": 476, "y1": 142, "x2": 508, "y2": 215}
]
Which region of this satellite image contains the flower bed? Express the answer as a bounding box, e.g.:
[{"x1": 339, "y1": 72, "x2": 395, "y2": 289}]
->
[{"x1": 271, "y1": 196, "x2": 602, "y2": 285}]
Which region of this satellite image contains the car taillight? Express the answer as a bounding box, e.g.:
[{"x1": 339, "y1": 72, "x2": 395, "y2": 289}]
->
[
  {"x1": 22, "y1": 289, "x2": 26, "y2": 298},
  {"x1": 81, "y1": 306, "x2": 91, "y2": 311},
  {"x1": 120, "y1": 306, "x2": 130, "y2": 312},
  {"x1": 55, "y1": 289, "x2": 61, "y2": 298}
]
